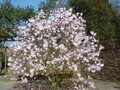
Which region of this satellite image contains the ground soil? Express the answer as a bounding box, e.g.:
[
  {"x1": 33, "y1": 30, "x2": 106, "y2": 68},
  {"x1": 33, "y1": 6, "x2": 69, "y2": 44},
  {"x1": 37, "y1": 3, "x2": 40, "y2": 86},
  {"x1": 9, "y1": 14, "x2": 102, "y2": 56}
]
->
[{"x1": 11, "y1": 80, "x2": 77, "y2": 90}]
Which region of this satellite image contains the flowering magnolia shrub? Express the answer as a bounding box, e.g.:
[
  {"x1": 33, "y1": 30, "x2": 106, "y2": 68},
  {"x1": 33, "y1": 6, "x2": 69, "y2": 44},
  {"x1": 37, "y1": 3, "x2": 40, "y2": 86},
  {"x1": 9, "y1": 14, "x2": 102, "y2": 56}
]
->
[{"x1": 8, "y1": 8, "x2": 104, "y2": 90}]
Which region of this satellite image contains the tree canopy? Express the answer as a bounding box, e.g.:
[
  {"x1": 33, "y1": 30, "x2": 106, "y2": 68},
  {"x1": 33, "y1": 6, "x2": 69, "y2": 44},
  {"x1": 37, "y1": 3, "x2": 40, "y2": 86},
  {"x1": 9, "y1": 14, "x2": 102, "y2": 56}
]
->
[
  {"x1": 0, "y1": 0, "x2": 36, "y2": 41},
  {"x1": 68, "y1": 0, "x2": 117, "y2": 42},
  {"x1": 111, "y1": 0, "x2": 120, "y2": 40}
]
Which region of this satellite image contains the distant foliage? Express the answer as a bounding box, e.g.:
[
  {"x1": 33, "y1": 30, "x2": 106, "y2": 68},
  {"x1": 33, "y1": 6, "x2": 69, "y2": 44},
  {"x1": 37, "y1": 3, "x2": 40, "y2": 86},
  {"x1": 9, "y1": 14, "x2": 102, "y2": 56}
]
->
[
  {"x1": 0, "y1": 0, "x2": 36, "y2": 40},
  {"x1": 68, "y1": 0, "x2": 118, "y2": 42},
  {"x1": 8, "y1": 8, "x2": 104, "y2": 90}
]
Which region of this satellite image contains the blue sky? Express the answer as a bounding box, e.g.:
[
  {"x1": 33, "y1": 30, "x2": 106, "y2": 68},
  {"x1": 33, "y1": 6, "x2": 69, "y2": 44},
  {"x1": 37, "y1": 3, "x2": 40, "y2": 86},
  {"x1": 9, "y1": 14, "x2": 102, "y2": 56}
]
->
[{"x1": 0, "y1": 0, "x2": 46, "y2": 10}]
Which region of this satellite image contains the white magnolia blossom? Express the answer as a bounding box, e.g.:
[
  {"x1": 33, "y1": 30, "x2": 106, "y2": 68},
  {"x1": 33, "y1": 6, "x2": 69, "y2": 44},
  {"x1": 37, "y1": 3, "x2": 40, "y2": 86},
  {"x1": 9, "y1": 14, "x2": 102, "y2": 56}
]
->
[{"x1": 8, "y1": 8, "x2": 104, "y2": 90}]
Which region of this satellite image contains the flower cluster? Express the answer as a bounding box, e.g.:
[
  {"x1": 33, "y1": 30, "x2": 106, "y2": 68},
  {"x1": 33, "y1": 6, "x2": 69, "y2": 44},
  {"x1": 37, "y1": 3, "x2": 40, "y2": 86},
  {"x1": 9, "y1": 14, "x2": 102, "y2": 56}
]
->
[{"x1": 8, "y1": 8, "x2": 104, "y2": 90}]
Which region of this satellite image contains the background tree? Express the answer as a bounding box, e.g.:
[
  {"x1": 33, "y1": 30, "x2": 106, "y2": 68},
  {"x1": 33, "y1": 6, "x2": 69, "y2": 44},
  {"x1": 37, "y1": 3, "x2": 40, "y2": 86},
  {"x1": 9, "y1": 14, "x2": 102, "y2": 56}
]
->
[
  {"x1": 0, "y1": 0, "x2": 36, "y2": 41},
  {"x1": 111, "y1": 0, "x2": 120, "y2": 40},
  {"x1": 68, "y1": 0, "x2": 117, "y2": 42}
]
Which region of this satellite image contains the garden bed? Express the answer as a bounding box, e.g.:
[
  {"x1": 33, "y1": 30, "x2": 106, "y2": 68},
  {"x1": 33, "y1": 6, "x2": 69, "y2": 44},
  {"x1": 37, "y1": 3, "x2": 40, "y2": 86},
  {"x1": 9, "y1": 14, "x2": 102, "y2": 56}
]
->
[{"x1": 12, "y1": 79, "x2": 77, "y2": 90}]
